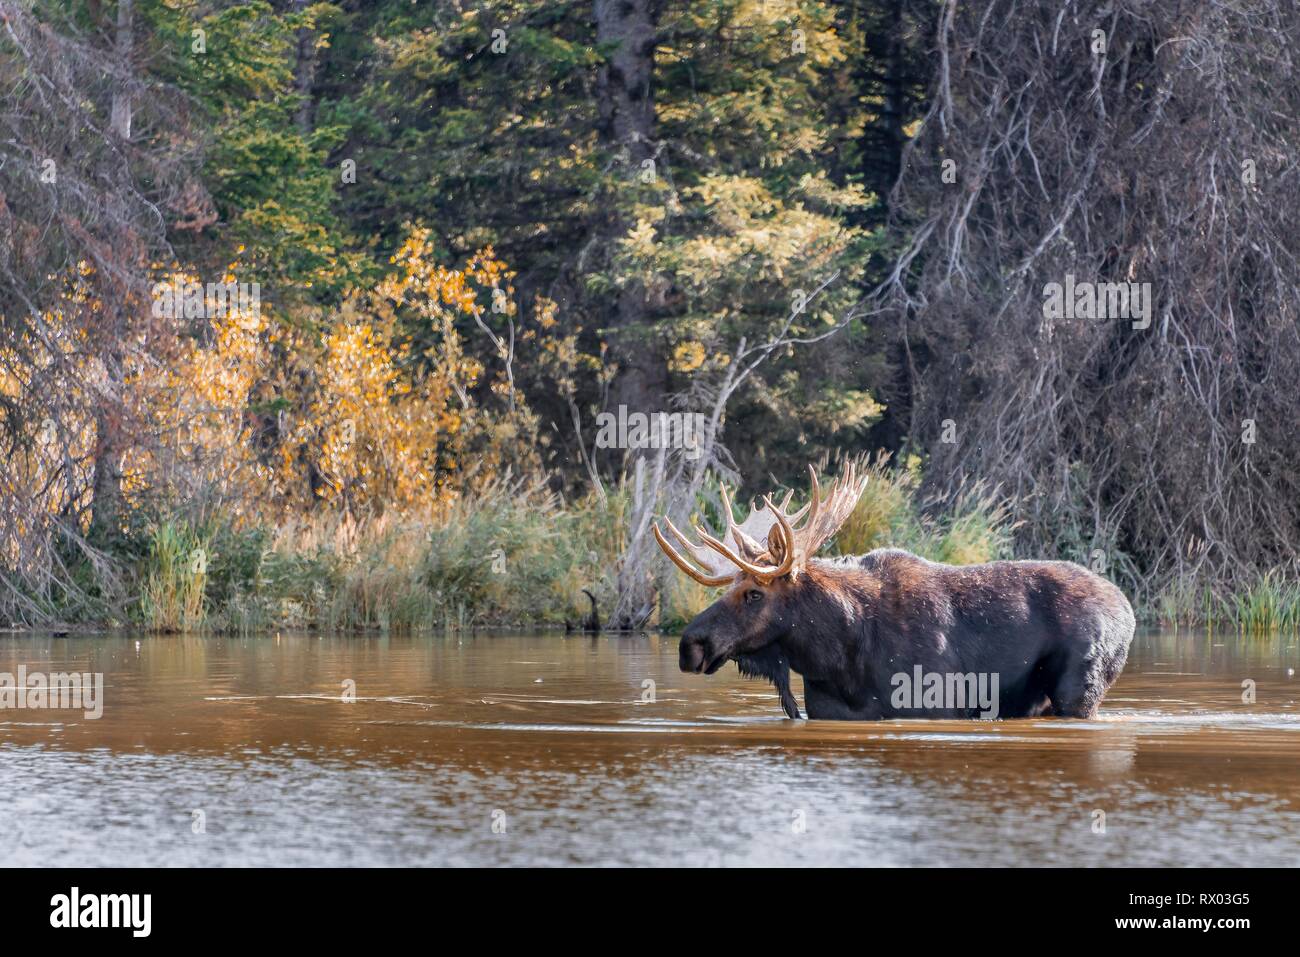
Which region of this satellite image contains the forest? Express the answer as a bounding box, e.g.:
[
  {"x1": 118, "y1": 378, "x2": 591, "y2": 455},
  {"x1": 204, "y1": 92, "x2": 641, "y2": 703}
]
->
[{"x1": 1, "y1": 0, "x2": 1297, "y2": 632}]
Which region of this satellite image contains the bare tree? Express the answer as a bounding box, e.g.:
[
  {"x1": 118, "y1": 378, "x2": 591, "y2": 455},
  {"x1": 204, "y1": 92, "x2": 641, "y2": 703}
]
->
[
  {"x1": 868, "y1": 0, "x2": 1300, "y2": 604},
  {"x1": 0, "y1": 0, "x2": 208, "y2": 623}
]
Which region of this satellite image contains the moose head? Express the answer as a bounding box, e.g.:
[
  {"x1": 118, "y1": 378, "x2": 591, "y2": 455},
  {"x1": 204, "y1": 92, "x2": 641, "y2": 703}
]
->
[{"x1": 654, "y1": 463, "x2": 868, "y2": 676}]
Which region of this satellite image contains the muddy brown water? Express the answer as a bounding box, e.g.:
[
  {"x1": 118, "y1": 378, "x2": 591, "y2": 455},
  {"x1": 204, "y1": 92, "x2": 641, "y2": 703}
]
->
[{"x1": 2, "y1": 629, "x2": 1298, "y2": 866}]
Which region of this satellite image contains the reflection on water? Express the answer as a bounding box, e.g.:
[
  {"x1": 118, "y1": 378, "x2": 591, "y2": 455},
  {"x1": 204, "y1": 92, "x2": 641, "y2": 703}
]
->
[{"x1": 2, "y1": 629, "x2": 1298, "y2": 866}]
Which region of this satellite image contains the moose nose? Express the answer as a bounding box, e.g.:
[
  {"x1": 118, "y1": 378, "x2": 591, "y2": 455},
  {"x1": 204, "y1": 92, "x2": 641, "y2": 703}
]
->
[
  {"x1": 679, "y1": 626, "x2": 709, "y2": 673},
  {"x1": 679, "y1": 639, "x2": 705, "y2": 673}
]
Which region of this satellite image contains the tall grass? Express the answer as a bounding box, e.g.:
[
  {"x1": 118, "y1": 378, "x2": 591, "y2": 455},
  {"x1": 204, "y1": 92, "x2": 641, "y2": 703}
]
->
[
  {"x1": 836, "y1": 453, "x2": 1016, "y2": 565},
  {"x1": 1155, "y1": 570, "x2": 1300, "y2": 633},
  {"x1": 139, "y1": 522, "x2": 209, "y2": 632},
  {"x1": 141, "y1": 478, "x2": 624, "y2": 634},
  {"x1": 133, "y1": 459, "x2": 1300, "y2": 636}
]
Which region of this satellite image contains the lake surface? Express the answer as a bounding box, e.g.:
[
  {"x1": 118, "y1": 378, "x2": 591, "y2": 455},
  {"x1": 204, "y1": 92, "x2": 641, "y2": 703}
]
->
[{"x1": 2, "y1": 628, "x2": 1299, "y2": 866}]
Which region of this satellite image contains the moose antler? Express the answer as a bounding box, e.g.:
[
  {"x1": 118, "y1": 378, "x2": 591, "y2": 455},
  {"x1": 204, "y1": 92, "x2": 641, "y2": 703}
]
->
[
  {"x1": 789, "y1": 460, "x2": 870, "y2": 559},
  {"x1": 653, "y1": 462, "x2": 868, "y2": 586}
]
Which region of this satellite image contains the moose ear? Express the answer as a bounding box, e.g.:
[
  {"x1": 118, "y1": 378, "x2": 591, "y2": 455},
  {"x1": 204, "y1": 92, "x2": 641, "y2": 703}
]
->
[
  {"x1": 765, "y1": 526, "x2": 782, "y2": 558},
  {"x1": 765, "y1": 524, "x2": 790, "y2": 565}
]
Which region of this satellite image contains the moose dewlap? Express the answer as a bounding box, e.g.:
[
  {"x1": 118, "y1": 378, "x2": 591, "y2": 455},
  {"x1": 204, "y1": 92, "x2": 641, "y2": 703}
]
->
[{"x1": 655, "y1": 461, "x2": 1135, "y2": 721}]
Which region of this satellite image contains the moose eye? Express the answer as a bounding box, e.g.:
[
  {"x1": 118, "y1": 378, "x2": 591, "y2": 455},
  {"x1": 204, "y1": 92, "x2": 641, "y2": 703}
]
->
[{"x1": 745, "y1": 589, "x2": 764, "y2": 604}]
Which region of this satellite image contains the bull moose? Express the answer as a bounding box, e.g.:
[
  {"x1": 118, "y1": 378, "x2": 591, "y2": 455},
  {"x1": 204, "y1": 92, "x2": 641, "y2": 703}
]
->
[{"x1": 654, "y1": 463, "x2": 1135, "y2": 720}]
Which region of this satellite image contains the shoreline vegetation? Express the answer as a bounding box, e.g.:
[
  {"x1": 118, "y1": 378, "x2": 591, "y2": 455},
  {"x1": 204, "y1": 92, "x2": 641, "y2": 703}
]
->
[{"x1": 20, "y1": 455, "x2": 1300, "y2": 638}]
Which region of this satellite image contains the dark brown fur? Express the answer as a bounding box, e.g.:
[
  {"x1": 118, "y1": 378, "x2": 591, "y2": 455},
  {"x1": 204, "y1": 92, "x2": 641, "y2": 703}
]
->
[{"x1": 678, "y1": 548, "x2": 1135, "y2": 720}]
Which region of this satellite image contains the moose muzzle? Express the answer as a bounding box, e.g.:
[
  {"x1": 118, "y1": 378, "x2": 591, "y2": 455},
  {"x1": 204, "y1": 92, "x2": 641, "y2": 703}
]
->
[{"x1": 679, "y1": 622, "x2": 729, "y2": 674}]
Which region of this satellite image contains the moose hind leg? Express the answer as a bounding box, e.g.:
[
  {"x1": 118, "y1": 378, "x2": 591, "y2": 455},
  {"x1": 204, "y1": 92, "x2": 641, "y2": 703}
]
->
[
  {"x1": 1049, "y1": 611, "x2": 1133, "y2": 718},
  {"x1": 1048, "y1": 654, "x2": 1108, "y2": 718}
]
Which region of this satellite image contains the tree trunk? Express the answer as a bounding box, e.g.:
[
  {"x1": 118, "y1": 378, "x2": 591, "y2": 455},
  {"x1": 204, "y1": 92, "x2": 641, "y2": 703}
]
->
[
  {"x1": 109, "y1": 0, "x2": 133, "y2": 140},
  {"x1": 594, "y1": 0, "x2": 664, "y2": 420},
  {"x1": 89, "y1": 355, "x2": 125, "y2": 546},
  {"x1": 292, "y1": 0, "x2": 318, "y2": 133},
  {"x1": 856, "y1": 0, "x2": 908, "y2": 209},
  {"x1": 879, "y1": 0, "x2": 906, "y2": 195},
  {"x1": 90, "y1": 0, "x2": 133, "y2": 545}
]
